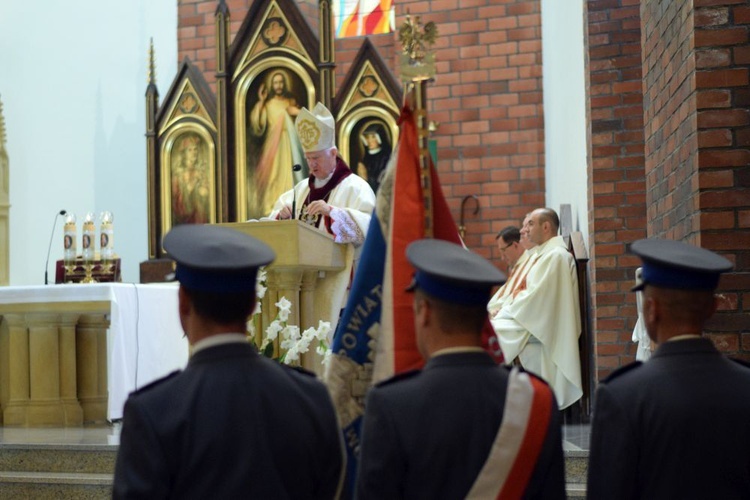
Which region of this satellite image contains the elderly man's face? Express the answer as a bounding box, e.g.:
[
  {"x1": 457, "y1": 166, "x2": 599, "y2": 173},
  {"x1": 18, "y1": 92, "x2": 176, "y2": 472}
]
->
[{"x1": 305, "y1": 148, "x2": 338, "y2": 180}]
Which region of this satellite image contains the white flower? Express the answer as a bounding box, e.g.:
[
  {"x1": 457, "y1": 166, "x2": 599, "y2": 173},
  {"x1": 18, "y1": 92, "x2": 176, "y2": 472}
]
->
[
  {"x1": 315, "y1": 321, "x2": 332, "y2": 341},
  {"x1": 246, "y1": 319, "x2": 256, "y2": 336},
  {"x1": 321, "y1": 349, "x2": 333, "y2": 366},
  {"x1": 283, "y1": 325, "x2": 299, "y2": 341},
  {"x1": 301, "y1": 326, "x2": 317, "y2": 343},
  {"x1": 265, "y1": 320, "x2": 283, "y2": 342},
  {"x1": 284, "y1": 344, "x2": 300, "y2": 364},
  {"x1": 280, "y1": 326, "x2": 300, "y2": 350},
  {"x1": 276, "y1": 297, "x2": 292, "y2": 322}
]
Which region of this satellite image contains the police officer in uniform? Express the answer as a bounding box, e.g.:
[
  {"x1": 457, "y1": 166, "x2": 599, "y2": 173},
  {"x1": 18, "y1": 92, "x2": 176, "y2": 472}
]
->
[
  {"x1": 113, "y1": 224, "x2": 344, "y2": 499},
  {"x1": 356, "y1": 239, "x2": 565, "y2": 499},
  {"x1": 587, "y1": 238, "x2": 750, "y2": 499}
]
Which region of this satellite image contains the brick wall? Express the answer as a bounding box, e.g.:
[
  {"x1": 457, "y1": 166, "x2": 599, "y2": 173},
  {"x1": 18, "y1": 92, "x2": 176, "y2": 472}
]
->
[
  {"x1": 393, "y1": 0, "x2": 546, "y2": 261},
  {"x1": 586, "y1": 0, "x2": 647, "y2": 379},
  {"x1": 693, "y1": 0, "x2": 750, "y2": 359},
  {"x1": 642, "y1": 0, "x2": 698, "y2": 242},
  {"x1": 640, "y1": 0, "x2": 750, "y2": 361}
]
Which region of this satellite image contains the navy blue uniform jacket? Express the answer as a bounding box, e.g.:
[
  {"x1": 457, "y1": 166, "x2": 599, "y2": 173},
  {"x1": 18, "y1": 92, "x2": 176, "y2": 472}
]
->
[
  {"x1": 588, "y1": 337, "x2": 750, "y2": 499},
  {"x1": 113, "y1": 342, "x2": 343, "y2": 499}
]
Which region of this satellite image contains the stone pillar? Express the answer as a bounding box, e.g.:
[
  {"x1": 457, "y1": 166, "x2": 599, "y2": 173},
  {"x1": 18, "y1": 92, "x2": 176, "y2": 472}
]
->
[
  {"x1": 59, "y1": 313, "x2": 83, "y2": 425},
  {"x1": 301, "y1": 270, "x2": 324, "y2": 374},
  {"x1": 273, "y1": 270, "x2": 303, "y2": 327},
  {"x1": 76, "y1": 313, "x2": 109, "y2": 423},
  {"x1": 27, "y1": 313, "x2": 68, "y2": 426},
  {"x1": 0, "y1": 314, "x2": 30, "y2": 425}
]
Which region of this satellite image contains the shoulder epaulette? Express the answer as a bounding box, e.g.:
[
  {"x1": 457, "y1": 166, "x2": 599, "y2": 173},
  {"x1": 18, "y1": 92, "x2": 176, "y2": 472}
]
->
[
  {"x1": 374, "y1": 369, "x2": 420, "y2": 388},
  {"x1": 602, "y1": 361, "x2": 642, "y2": 383},
  {"x1": 133, "y1": 370, "x2": 180, "y2": 394}
]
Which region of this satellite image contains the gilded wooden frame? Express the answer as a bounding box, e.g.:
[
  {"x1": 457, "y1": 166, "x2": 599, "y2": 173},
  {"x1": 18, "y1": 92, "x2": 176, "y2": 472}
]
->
[
  {"x1": 159, "y1": 124, "x2": 218, "y2": 236},
  {"x1": 233, "y1": 59, "x2": 316, "y2": 220}
]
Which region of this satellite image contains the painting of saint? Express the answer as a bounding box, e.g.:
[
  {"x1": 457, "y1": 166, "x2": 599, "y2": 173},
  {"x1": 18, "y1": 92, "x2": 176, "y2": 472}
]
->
[
  {"x1": 246, "y1": 68, "x2": 309, "y2": 218},
  {"x1": 170, "y1": 133, "x2": 210, "y2": 225},
  {"x1": 351, "y1": 120, "x2": 392, "y2": 194}
]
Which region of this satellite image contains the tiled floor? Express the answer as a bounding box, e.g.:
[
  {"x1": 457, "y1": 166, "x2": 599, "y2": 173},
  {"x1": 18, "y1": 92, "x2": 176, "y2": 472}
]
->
[
  {"x1": 0, "y1": 423, "x2": 591, "y2": 452},
  {"x1": 562, "y1": 424, "x2": 591, "y2": 451}
]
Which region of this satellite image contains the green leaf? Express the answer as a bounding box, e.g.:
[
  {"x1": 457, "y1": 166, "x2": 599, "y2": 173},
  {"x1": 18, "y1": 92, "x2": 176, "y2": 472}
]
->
[{"x1": 263, "y1": 343, "x2": 275, "y2": 358}]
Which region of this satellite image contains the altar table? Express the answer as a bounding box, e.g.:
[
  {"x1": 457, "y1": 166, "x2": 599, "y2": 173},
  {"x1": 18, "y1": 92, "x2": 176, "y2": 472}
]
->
[{"x1": 0, "y1": 283, "x2": 188, "y2": 426}]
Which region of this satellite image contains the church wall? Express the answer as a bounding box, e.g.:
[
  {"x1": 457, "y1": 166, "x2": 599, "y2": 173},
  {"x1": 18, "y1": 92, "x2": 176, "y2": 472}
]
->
[
  {"x1": 585, "y1": 0, "x2": 647, "y2": 379},
  {"x1": 642, "y1": 0, "x2": 750, "y2": 362},
  {"x1": 642, "y1": 1, "x2": 698, "y2": 242},
  {"x1": 696, "y1": 1, "x2": 750, "y2": 358},
  {"x1": 393, "y1": 0, "x2": 547, "y2": 260},
  {"x1": 0, "y1": 0, "x2": 177, "y2": 285}
]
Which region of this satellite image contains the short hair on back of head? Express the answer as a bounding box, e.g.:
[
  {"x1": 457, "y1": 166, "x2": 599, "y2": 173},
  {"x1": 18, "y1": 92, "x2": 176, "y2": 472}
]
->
[
  {"x1": 645, "y1": 286, "x2": 716, "y2": 325},
  {"x1": 415, "y1": 289, "x2": 488, "y2": 335},
  {"x1": 182, "y1": 286, "x2": 256, "y2": 325},
  {"x1": 536, "y1": 208, "x2": 560, "y2": 233},
  {"x1": 497, "y1": 226, "x2": 521, "y2": 244}
]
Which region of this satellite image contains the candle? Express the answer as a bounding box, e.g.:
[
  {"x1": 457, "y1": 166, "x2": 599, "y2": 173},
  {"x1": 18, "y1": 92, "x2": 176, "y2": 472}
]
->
[{"x1": 82, "y1": 212, "x2": 95, "y2": 261}]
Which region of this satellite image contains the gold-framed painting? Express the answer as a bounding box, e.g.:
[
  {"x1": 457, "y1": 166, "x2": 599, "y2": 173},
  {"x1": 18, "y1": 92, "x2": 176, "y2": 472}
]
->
[
  {"x1": 338, "y1": 108, "x2": 398, "y2": 195},
  {"x1": 160, "y1": 125, "x2": 217, "y2": 235},
  {"x1": 234, "y1": 60, "x2": 316, "y2": 220}
]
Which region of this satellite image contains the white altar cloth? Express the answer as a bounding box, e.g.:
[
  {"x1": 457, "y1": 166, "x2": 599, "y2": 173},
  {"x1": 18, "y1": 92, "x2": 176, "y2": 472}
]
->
[{"x1": 0, "y1": 283, "x2": 188, "y2": 421}]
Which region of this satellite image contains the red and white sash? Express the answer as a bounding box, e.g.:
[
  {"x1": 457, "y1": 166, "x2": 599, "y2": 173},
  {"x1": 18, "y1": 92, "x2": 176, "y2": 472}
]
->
[{"x1": 466, "y1": 367, "x2": 553, "y2": 499}]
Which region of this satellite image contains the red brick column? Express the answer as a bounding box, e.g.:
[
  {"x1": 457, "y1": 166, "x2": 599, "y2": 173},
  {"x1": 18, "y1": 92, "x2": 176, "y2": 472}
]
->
[
  {"x1": 586, "y1": 0, "x2": 647, "y2": 379},
  {"x1": 693, "y1": 0, "x2": 750, "y2": 358},
  {"x1": 641, "y1": 0, "x2": 750, "y2": 360}
]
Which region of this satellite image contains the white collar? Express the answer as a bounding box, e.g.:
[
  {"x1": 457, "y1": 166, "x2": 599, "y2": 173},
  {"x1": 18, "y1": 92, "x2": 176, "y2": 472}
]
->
[
  {"x1": 192, "y1": 333, "x2": 248, "y2": 354},
  {"x1": 314, "y1": 171, "x2": 335, "y2": 189},
  {"x1": 431, "y1": 346, "x2": 485, "y2": 358}
]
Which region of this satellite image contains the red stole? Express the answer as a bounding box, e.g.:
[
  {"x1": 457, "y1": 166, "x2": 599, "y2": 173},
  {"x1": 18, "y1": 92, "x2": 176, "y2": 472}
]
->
[{"x1": 300, "y1": 157, "x2": 352, "y2": 233}]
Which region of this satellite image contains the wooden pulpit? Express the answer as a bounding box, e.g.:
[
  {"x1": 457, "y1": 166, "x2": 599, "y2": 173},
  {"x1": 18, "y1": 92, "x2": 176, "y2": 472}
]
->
[{"x1": 218, "y1": 220, "x2": 348, "y2": 373}]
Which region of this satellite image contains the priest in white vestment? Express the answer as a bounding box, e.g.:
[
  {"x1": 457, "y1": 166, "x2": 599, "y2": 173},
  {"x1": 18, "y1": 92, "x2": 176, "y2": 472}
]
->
[
  {"x1": 266, "y1": 103, "x2": 376, "y2": 333},
  {"x1": 490, "y1": 208, "x2": 582, "y2": 409}
]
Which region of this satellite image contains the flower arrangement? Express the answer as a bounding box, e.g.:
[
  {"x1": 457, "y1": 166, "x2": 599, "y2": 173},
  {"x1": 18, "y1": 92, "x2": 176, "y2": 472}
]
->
[{"x1": 247, "y1": 268, "x2": 332, "y2": 366}]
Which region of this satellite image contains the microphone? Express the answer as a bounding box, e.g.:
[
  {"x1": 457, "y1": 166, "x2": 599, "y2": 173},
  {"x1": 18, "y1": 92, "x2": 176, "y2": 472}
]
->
[
  {"x1": 45, "y1": 209, "x2": 67, "y2": 285},
  {"x1": 291, "y1": 164, "x2": 302, "y2": 220}
]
